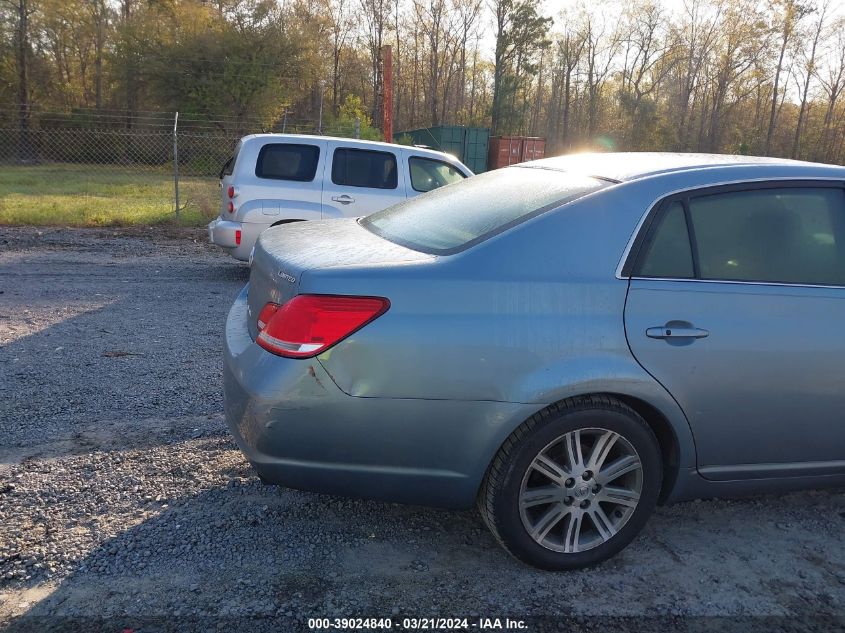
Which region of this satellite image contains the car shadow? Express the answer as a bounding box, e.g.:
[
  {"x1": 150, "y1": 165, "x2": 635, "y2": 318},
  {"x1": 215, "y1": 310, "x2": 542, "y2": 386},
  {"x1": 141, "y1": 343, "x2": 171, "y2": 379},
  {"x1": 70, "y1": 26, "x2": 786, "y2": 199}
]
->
[
  {"x1": 0, "y1": 254, "x2": 247, "y2": 458},
  {"x1": 4, "y1": 456, "x2": 845, "y2": 632}
]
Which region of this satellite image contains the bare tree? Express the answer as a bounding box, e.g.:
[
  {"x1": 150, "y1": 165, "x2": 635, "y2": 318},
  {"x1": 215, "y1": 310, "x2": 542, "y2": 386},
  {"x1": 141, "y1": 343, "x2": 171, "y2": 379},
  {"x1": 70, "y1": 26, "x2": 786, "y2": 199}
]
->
[
  {"x1": 816, "y1": 16, "x2": 845, "y2": 160},
  {"x1": 791, "y1": 0, "x2": 827, "y2": 158},
  {"x1": 489, "y1": 0, "x2": 551, "y2": 135},
  {"x1": 85, "y1": 0, "x2": 107, "y2": 109},
  {"x1": 413, "y1": 0, "x2": 459, "y2": 126},
  {"x1": 618, "y1": 0, "x2": 677, "y2": 148},
  {"x1": 454, "y1": 0, "x2": 482, "y2": 120},
  {"x1": 704, "y1": 0, "x2": 767, "y2": 151},
  {"x1": 4, "y1": 0, "x2": 35, "y2": 160},
  {"x1": 360, "y1": 0, "x2": 390, "y2": 124},
  {"x1": 547, "y1": 11, "x2": 586, "y2": 149},
  {"x1": 671, "y1": 0, "x2": 723, "y2": 151},
  {"x1": 765, "y1": 0, "x2": 811, "y2": 153},
  {"x1": 583, "y1": 9, "x2": 622, "y2": 137}
]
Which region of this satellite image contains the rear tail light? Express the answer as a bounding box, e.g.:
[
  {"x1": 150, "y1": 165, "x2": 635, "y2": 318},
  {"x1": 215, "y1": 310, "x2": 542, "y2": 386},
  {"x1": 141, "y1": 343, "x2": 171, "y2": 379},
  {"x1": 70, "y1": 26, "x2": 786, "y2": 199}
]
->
[
  {"x1": 256, "y1": 295, "x2": 390, "y2": 358},
  {"x1": 256, "y1": 302, "x2": 279, "y2": 331},
  {"x1": 227, "y1": 185, "x2": 235, "y2": 198},
  {"x1": 235, "y1": 229, "x2": 241, "y2": 245},
  {"x1": 227, "y1": 201, "x2": 234, "y2": 213}
]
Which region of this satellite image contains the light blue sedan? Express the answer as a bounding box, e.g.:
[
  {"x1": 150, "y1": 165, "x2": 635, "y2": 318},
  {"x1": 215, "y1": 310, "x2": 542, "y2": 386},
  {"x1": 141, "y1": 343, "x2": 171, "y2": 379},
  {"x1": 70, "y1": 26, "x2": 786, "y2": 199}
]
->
[{"x1": 223, "y1": 153, "x2": 845, "y2": 570}]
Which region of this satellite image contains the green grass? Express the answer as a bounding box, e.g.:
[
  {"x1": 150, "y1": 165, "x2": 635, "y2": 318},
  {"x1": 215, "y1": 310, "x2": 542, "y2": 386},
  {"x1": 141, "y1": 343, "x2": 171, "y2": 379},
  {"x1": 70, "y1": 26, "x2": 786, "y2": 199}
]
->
[{"x1": 0, "y1": 164, "x2": 219, "y2": 227}]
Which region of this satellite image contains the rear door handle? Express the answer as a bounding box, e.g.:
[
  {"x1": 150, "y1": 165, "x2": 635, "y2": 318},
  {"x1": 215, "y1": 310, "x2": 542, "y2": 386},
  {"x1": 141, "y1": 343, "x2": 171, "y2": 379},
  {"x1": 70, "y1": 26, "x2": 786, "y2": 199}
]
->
[
  {"x1": 646, "y1": 326, "x2": 709, "y2": 339},
  {"x1": 332, "y1": 195, "x2": 355, "y2": 205}
]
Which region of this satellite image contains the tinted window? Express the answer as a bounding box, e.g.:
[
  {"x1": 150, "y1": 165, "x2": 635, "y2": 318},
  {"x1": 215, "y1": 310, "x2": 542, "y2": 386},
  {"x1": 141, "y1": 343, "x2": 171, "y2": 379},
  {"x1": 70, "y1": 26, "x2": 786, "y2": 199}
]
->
[
  {"x1": 409, "y1": 157, "x2": 466, "y2": 192},
  {"x1": 220, "y1": 156, "x2": 235, "y2": 178},
  {"x1": 332, "y1": 148, "x2": 397, "y2": 189},
  {"x1": 361, "y1": 168, "x2": 607, "y2": 254},
  {"x1": 636, "y1": 201, "x2": 694, "y2": 278},
  {"x1": 256, "y1": 143, "x2": 320, "y2": 181},
  {"x1": 689, "y1": 187, "x2": 845, "y2": 286},
  {"x1": 219, "y1": 141, "x2": 241, "y2": 178}
]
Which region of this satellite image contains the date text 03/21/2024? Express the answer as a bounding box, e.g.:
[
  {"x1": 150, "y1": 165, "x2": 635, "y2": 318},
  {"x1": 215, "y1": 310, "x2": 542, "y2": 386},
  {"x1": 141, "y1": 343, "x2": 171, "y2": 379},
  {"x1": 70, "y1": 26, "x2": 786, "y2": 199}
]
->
[{"x1": 307, "y1": 618, "x2": 528, "y2": 630}]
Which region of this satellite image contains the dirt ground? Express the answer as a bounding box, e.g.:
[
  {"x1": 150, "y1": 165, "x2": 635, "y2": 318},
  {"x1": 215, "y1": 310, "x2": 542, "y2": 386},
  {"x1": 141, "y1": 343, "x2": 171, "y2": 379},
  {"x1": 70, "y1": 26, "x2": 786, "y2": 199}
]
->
[{"x1": 0, "y1": 226, "x2": 843, "y2": 633}]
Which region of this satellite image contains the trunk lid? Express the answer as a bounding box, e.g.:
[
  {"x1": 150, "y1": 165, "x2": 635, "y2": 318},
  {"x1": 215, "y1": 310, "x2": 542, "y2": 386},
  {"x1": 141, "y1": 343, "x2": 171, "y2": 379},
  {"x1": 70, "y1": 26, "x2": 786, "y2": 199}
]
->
[{"x1": 246, "y1": 218, "x2": 432, "y2": 340}]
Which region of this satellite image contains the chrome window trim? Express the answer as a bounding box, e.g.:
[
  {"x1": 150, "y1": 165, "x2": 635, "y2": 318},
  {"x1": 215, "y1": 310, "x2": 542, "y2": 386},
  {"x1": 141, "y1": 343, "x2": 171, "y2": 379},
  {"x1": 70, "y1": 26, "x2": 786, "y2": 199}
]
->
[
  {"x1": 624, "y1": 276, "x2": 845, "y2": 291},
  {"x1": 614, "y1": 176, "x2": 845, "y2": 289}
]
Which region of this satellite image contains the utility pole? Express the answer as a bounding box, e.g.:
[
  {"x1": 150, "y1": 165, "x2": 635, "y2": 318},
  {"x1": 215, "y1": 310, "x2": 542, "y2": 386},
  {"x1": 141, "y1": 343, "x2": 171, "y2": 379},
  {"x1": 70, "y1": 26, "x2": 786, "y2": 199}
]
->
[
  {"x1": 382, "y1": 45, "x2": 393, "y2": 143},
  {"x1": 16, "y1": 0, "x2": 30, "y2": 162},
  {"x1": 317, "y1": 80, "x2": 326, "y2": 134}
]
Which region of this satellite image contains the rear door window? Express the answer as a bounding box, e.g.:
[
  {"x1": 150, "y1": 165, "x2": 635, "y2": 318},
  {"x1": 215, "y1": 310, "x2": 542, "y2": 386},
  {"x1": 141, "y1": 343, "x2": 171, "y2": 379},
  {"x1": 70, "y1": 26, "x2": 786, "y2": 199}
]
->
[
  {"x1": 255, "y1": 143, "x2": 320, "y2": 181},
  {"x1": 331, "y1": 148, "x2": 398, "y2": 189},
  {"x1": 409, "y1": 157, "x2": 466, "y2": 192},
  {"x1": 631, "y1": 185, "x2": 845, "y2": 286}
]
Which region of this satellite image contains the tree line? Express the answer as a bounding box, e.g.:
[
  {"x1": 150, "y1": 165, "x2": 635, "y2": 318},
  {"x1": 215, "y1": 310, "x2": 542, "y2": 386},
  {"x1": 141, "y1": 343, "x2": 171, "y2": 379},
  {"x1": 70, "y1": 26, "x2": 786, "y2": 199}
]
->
[{"x1": 3, "y1": 0, "x2": 845, "y2": 163}]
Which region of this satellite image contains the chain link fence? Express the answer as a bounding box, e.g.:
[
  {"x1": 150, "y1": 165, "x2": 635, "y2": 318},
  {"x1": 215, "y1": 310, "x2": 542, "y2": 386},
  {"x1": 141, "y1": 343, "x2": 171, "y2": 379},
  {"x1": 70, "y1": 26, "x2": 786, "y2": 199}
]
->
[{"x1": 0, "y1": 107, "x2": 364, "y2": 226}]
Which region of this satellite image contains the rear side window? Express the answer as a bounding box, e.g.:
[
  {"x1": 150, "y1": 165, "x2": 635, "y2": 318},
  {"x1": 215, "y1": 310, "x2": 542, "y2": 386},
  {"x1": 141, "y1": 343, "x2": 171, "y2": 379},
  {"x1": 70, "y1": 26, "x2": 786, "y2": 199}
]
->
[
  {"x1": 332, "y1": 148, "x2": 398, "y2": 189},
  {"x1": 409, "y1": 157, "x2": 466, "y2": 192},
  {"x1": 637, "y1": 202, "x2": 694, "y2": 278},
  {"x1": 633, "y1": 186, "x2": 845, "y2": 286},
  {"x1": 361, "y1": 168, "x2": 607, "y2": 255},
  {"x1": 219, "y1": 141, "x2": 241, "y2": 179},
  {"x1": 256, "y1": 143, "x2": 320, "y2": 181}
]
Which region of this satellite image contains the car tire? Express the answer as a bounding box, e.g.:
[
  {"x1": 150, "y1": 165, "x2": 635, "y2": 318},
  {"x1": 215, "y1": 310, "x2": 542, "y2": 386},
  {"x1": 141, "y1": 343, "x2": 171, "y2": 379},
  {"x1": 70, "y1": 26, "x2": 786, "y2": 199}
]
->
[{"x1": 478, "y1": 395, "x2": 662, "y2": 571}]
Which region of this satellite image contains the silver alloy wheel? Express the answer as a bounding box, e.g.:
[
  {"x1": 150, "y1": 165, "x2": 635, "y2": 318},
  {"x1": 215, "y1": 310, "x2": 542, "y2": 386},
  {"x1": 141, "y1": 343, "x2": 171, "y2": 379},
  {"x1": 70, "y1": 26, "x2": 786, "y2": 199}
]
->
[{"x1": 518, "y1": 427, "x2": 643, "y2": 553}]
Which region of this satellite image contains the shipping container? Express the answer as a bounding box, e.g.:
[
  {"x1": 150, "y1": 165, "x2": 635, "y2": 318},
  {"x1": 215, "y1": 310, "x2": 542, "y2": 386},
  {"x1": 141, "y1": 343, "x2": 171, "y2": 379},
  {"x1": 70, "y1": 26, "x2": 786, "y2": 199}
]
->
[
  {"x1": 488, "y1": 136, "x2": 547, "y2": 169},
  {"x1": 521, "y1": 137, "x2": 546, "y2": 162},
  {"x1": 394, "y1": 126, "x2": 490, "y2": 173},
  {"x1": 488, "y1": 136, "x2": 523, "y2": 169}
]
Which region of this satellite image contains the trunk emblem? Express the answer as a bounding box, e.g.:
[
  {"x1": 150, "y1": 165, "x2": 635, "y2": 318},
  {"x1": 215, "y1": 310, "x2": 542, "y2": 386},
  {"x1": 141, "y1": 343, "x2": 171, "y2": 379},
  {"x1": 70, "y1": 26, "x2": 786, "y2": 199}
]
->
[{"x1": 278, "y1": 271, "x2": 296, "y2": 284}]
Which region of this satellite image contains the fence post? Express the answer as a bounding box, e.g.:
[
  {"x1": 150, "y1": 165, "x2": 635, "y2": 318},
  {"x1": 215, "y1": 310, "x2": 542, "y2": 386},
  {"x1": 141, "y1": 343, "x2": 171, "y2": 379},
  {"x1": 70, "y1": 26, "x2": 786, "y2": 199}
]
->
[
  {"x1": 173, "y1": 111, "x2": 180, "y2": 220},
  {"x1": 355, "y1": 118, "x2": 361, "y2": 139},
  {"x1": 282, "y1": 110, "x2": 287, "y2": 133}
]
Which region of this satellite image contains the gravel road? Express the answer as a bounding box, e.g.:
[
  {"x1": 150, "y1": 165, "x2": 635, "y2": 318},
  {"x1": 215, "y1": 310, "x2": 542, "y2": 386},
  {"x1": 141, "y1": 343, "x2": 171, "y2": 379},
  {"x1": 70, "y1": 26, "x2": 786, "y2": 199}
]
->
[{"x1": 0, "y1": 226, "x2": 843, "y2": 632}]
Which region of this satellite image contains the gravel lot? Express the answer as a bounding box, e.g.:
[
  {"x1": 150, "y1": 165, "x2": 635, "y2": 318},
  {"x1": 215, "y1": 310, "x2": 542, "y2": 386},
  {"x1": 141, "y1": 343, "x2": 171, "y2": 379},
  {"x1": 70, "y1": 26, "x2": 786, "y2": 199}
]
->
[{"x1": 1, "y1": 226, "x2": 844, "y2": 632}]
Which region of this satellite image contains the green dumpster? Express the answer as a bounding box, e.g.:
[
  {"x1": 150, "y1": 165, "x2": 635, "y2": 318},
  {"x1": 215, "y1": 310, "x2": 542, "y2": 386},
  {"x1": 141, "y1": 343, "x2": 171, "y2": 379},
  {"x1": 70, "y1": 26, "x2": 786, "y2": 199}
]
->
[{"x1": 395, "y1": 125, "x2": 490, "y2": 173}]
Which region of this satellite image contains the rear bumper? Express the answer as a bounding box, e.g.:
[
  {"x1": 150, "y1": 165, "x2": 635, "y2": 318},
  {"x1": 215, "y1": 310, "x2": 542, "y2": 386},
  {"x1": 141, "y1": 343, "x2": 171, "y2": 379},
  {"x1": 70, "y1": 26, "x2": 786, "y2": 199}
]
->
[
  {"x1": 223, "y1": 285, "x2": 536, "y2": 509},
  {"x1": 208, "y1": 218, "x2": 264, "y2": 261}
]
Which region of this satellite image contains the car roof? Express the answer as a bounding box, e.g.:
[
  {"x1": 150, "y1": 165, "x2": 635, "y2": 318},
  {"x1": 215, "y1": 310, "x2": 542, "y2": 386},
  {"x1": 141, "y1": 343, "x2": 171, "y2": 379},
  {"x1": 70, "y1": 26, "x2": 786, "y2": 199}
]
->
[
  {"x1": 524, "y1": 152, "x2": 845, "y2": 183},
  {"x1": 240, "y1": 133, "x2": 469, "y2": 169}
]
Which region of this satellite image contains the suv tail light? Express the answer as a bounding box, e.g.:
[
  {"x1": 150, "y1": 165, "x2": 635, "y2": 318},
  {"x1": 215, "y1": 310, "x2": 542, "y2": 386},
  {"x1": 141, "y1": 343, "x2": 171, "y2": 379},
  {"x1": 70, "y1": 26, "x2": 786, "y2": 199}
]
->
[
  {"x1": 256, "y1": 295, "x2": 389, "y2": 358},
  {"x1": 227, "y1": 185, "x2": 235, "y2": 198}
]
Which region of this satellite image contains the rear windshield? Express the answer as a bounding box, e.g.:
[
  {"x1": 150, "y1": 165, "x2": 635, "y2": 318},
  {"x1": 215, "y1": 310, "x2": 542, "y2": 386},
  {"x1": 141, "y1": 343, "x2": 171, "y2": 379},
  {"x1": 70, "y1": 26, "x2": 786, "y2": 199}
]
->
[{"x1": 361, "y1": 167, "x2": 607, "y2": 254}]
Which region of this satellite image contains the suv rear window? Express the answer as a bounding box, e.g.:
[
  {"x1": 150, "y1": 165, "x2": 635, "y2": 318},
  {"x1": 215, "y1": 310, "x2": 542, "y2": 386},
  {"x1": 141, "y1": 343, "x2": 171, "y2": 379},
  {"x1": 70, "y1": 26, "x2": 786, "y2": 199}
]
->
[
  {"x1": 361, "y1": 168, "x2": 607, "y2": 255},
  {"x1": 332, "y1": 148, "x2": 398, "y2": 189},
  {"x1": 256, "y1": 143, "x2": 320, "y2": 181},
  {"x1": 218, "y1": 141, "x2": 241, "y2": 179}
]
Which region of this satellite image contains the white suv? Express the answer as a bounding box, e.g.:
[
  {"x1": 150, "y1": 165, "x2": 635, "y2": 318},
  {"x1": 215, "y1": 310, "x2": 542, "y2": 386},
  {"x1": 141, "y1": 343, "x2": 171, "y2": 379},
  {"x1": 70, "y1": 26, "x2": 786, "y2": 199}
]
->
[{"x1": 207, "y1": 134, "x2": 472, "y2": 261}]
